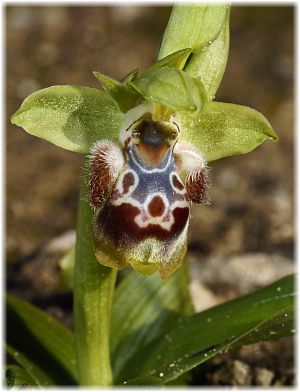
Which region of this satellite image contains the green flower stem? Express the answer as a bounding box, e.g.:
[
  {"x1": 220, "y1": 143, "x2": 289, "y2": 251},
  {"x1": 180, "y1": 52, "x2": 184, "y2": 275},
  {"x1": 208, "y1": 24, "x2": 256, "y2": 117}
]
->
[{"x1": 74, "y1": 162, "x2": 117, "y2": 386}]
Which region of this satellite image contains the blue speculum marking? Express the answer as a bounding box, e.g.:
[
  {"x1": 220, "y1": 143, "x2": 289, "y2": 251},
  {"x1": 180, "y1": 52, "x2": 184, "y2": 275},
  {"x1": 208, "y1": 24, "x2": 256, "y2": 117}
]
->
[{"x1": 128, "y1": 147, "x2": 181, "y2": 202}]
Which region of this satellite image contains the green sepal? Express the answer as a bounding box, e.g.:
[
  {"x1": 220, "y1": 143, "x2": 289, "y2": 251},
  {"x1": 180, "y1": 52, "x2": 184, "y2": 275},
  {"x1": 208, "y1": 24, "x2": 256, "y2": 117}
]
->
[
  {"x1": 159, "y1": 4, "x2": 229, "y2": 59},
  {"x1": 130, "y1": 67, "x2": 207, "y2": 115},
  {"x1": 11, "y1": 85, "x2": 123, "y2": 153},
  {"x1": 180, "y1": 101, "x2": 278, "y2": 162},
  {"x1": 144, "y1": 48, "x2": 192, "y2": 75},
  {"x1": 93, "y1": 71, "x2": 142, "y2": 112}
]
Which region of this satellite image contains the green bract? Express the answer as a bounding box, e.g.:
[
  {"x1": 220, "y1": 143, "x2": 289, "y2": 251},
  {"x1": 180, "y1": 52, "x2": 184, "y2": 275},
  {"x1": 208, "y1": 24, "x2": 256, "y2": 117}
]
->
[
  {"x1": 158, "y1": 5, "x2": 230, "y2": 102},
  {"x1": 186, "y1": 10, "x2": 230, "y2": 101},
  {"x1": 158, "y1": 4, "x2": 229, "y2": 58}
]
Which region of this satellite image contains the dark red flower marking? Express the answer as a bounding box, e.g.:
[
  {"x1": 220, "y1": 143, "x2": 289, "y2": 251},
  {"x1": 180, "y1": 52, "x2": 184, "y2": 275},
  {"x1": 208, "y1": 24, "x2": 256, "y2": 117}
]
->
[
  {"x1": 96, "y1": 202, "x2": 189, "y2": 247},
  {"x1": 172, "y1": 174, "x2": 185, "y2": 191},
  {"x1": 148, "y1": 195, "x2": 166, "y2": 217},
  {"x1": 122, "y1": 172, "x2": 135, "y2": 194}
]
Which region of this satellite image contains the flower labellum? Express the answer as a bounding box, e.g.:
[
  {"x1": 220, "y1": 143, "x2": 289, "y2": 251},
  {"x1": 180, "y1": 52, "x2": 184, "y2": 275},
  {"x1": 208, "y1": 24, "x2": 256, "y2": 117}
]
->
[{"x1": 88, "y1": 102, "x2": 207, "y2": 278}]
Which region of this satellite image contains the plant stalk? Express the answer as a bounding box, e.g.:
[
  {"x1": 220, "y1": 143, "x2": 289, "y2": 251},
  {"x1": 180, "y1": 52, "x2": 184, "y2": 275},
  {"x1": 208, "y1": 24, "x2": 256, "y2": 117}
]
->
[{"x1": 74, "y1": 163, "x2": 117, "y2": 386}]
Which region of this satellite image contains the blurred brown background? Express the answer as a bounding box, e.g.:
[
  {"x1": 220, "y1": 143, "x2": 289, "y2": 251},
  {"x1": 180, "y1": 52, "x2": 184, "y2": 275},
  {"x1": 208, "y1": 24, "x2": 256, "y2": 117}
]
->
[{"x1": 6, "y1": 5, "x2": 294, "y2": 386}]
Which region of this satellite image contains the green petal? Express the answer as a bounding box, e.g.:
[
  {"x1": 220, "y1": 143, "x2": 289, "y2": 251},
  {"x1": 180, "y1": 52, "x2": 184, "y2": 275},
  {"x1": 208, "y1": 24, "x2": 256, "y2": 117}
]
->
[
  {"x1": 94, "y1": 71, "x2": 142, "y2": 112},
  {"x1": 121, "y1": 68, "x2": 139, "y2": 83},
  {"x1": 180, "y1": 101, "x2": 278, "y2": 162},
  {"x1": 159, "y1": 4, "x2": 229, "y2": 59},
  {"x1": 130, "y1": 67, "x2": 207, "y2": 115},
  {"x1": 185, "y1": 9, "x2": 230, "y2": 101},
  {"x1": 144, "y1": 48, "x2": 192, "y2": 74},
  {"x1": 11, "y1": 85, "x2": 123, "y2": 153}
]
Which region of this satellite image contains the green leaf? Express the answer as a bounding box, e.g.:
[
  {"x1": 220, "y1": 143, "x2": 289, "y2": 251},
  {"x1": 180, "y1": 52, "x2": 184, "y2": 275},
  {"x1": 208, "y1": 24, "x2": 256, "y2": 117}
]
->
[
  {"x1": 111, "y1": 264, "x2": 193, "y2": 384},
  {"x1": 94, "y1": 71, "x2": 142, "y2": 112},
  {"x1": 6, "y1": 345, "x2": 55, "y2": 386},
  {"x1": 180, "y1": 101, "x2": 278, "y2": 162},
  {"x1": 144, "y1": 48, "x2": 192, "y2": 74},
  {"x1": 5, "y1": 365, "x2": 36, "y2": 387},
  {"x1": 6, "y1": 294, "x2": 76, "y2": 385},
  {"x1": 231, "y1": 304, "x2": 295, "y2": 348},
  {"x1": 130, "y1": 67, "x2": 207, "y2": 115},
  {"x1": 124, "y1": 274, "x2": 295, "y2": 382},
  {"x1": 159, "y1": 4, "x2": 228, "y2": 59},
  {"x1": 185, "y1": 9, "x2": 230, "y2": 101},
  {"x1": 59, "y1": 246, "x2": 75, "y2": 291},
  {"x1": 122, "y1": 376, "x2": 164, "y2": 386},
  {"x1": 166, "y1": 372, "x2": 191, "y2": 386},
  {"x1": 11, "y1": 85, "x2": 123, "y2": 153}
]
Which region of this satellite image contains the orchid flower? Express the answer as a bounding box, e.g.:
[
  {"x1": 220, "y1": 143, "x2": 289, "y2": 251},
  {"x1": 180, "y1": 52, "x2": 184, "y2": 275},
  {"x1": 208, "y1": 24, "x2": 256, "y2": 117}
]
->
[{"x1": 11, "y1": 5, "x2": 277, "y2": 279}]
